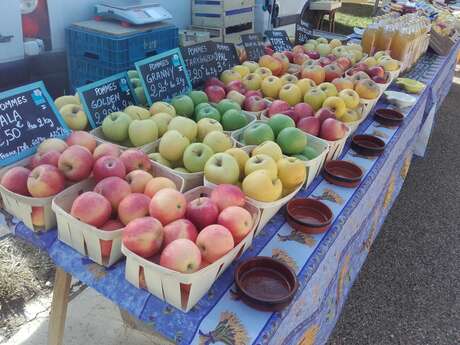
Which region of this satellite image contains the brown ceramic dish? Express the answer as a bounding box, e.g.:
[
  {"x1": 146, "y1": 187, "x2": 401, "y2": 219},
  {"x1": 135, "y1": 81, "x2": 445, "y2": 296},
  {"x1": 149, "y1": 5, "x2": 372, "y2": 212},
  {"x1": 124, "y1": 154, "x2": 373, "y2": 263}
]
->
[
  {"x1": 286, "y1": 198, "x2": 333, "y2": 234},
  {"x1": 374, "y1": 108, "x2": 404, "y2": 127},
  {"x1": 234, "y1": 256, "x2": 298, "y2": 312},
  {"x1": 323, "y1": 160, "x2": 363, "y2": 188},
  {"x1": 351, "y1": 134, "x2": 385, "y2": 156}
]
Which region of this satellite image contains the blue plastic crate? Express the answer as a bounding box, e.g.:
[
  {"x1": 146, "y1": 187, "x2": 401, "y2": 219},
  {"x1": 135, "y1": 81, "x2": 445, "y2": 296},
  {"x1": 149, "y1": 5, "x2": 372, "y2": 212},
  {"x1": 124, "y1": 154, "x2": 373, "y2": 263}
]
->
[{"x1": 66, "y1": 23, "x2": 178, "y2": 66}]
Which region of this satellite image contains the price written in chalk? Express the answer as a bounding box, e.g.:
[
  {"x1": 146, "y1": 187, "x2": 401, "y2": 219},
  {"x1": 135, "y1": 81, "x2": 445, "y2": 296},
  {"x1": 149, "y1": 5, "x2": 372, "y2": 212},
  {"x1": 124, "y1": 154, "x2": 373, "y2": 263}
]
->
[
  {"x1": 295, "y1": 21, "x2": 314, "y2": 45},
  {"x1": 241, "y1": 33, "x2": 265, "y2": 62},
  {"x1": 181, "y1": 41, "x2": 219, "y2": 87},
  {"x1": 215, "y1": 43, "x2": 240, "y2": 74},
  {"x1": 265, "y1": 30, "x2": 293, "y2": 52}
]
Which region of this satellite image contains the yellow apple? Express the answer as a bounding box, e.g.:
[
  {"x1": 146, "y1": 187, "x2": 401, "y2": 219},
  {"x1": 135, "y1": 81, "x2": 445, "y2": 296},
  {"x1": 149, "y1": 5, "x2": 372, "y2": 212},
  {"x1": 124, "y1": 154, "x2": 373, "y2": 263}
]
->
[
  {"x1": 203, "y1": 131, "x2": 233, "y2": 153},
  {"x1": 254, "y1": 67, "x2": 273, "y2": 79},
  {"x1": 233, "y1": 65, "x2": 251, "y2": 78},
  {"x1": 277, "y1": 157, "x2": 306, "y2": 189},
  {"x1": 150, "y1": 101, "x2": 176, "y2": 116},
  {"x1": 252, "y1": 141, "x2": 283, "y2": 162},
  {"x1": 280, "y1": 74, "x2": 299, "y2": 85},
  {"x1": 338, "y1": 89, "x2": 360, "y2": 109},
  {"x1": 318, "y1": 82, "x2": 338, "y2": 97},
  {"x1": 362, "y1": 57, "x2": 378, "y2": 67},
  {"x1": 304, "y1": 87, "x2": 327, "y2": 111},
  {"x1": 220, "y1": 69, "x2": 242, "y2": 85},
  {"x1": 261, "y1": 76, "x2": 283, "y2": 98},
  {"x1": 355, "y1": 79, "x2": 380, "y2": 100},
  {"x1": 244, "y1": 154, "x2": 278, "y2": 179},
  {"x1": 242, "y1": 61, "x2": 259, "y2": 72},
  {"x1": 341, "y1": 109, "x2": 360, "y2": 122},
  {"x1": 55, "y1": 95, "x2": 79, "y2": 110},
  {"x1": 59, "y1": 104, "x2": 88, "y2": 130},
  {"x1": 225, "y1": 148, "x2": 250, "y2": 177},
  {"x1": 279, "y1": 83, "x2": 302, "y2": 106},
  {"x1": 329, "y1": 39, "x2": 342, "y2": 49},
  {"x1": 323, "y1": 96, "x2": 347, "y2": 118},
  {"x1": 243, "y1": 73, "x2": 263, "y2": 91},
  {"x1": 242, "y1": 170, "x2": 282, "y2": 202},
  {"x1": 297, "y1": 78, "x2": 316, "y2": 95},
  {"x1": 379, "y1": 58, "x2": 400, "y2": 72}
]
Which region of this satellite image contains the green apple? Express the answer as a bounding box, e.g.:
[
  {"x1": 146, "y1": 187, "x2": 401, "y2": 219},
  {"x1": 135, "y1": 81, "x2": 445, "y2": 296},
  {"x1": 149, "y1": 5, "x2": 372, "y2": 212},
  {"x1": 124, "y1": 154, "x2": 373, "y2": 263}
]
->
[
  {"x1": 304, "y1": 87, "x2": 327, "y2": 111},
  {"x1": 196, "y1": 106, "x2": 221, "y2": 122},
  {"x1": 124, "y1": 105, "x2": 151, "y2": 120},
  {"x1": 148, "y1": 152, "x2": 172, "y2": 167},
  {"x1": 167, "y1": 116, "x2": 197, "y2": 141},
  {"x1": 194, "y1": 102, "x2": 211, "y2": 116},
  {"x1": 171, "y1": 95, "x2": 194, "y2": 117},
  {"x1": 188, "y1": 90, "x2": 208, "y2": 106},
  {"x1": 128, "y1": 70, "x2": 139, "y2": 79},
  {"x1": 134, "y1": 87, "x2": 147, "y2": 106},
  {"x1": 268, "y1": 114, "x2": 295, "y2": 137},
  {"x1": 203, "y1": 132, "x2": 233, "y2": 153},
  {"x1": 130, "y1": 78, "x2": 142, "y2": 88},
  {"x1": 276, "y1": 127, "x2": 307, "y2": 155},
  {"x1": 222, "y1": 109, "x2": 248, "y2": 131},
  {"x1": 174, "y1": 167, "x2": 189, "y2": 173},
  {"x1": 159, "y1": 130, "x2": 190, "y2": 162},
  {"x1": 204, "y1": 153, "x2": 240, "y2": 185},
  {"x1": 243, "y1": 123, "x2": 275, "y2": 145},
  {"x1": 216, "y1": 99, "x2": 241, "y2": 115},
  {"x1": 183, "y1": 143, "x2": 214, "y2": 172},
  {"x1": 197, "y1": 118, "x2": 223, "y2": 141},
  {"x1": 128, "y1": 119, "x2": 158, "y2": 147},
  {"x1": 302, "y1": 145, "x2": 319, "y2": 160},
  {"x1": 151, "y1": 112, "x2": 173, "y2": 136},
  {"x1": 102, "y1": 112, "x2": 132, "y2": 142}
]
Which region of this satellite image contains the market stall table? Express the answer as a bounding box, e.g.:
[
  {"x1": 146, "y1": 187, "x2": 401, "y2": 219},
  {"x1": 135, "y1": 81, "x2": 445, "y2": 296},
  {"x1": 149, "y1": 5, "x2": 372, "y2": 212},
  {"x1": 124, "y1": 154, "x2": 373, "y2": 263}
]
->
[{"x1": 0, "y1": 43, "x2": 458, "y2": 345}]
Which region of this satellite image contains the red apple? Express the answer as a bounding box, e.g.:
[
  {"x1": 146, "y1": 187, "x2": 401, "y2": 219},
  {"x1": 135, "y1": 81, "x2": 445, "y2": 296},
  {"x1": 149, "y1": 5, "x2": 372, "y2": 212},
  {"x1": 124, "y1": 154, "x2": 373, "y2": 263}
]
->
[
  {"x1": 100, "y1": 219, "x2": 124, "y2": 257},
  {"x1": 205, "y1": 85, "x2": 226, "y2": 103},
  {"x1": 298, "y1": 116, "x2": 321, "y2": 136},
  {"x1": 217, "y1": 206, "x2": 253, "y2": 244},
  {"x1": 204, "y1": 77, "x2": 226, "y2": 90},
  {"x1": 320, "y1": 118, "x2": 347, "y2": 141},
  {"x1": 93, "y1": 143, "x2": 121, "y2": 160},
  {"x1": 58, "y1": 145, "x2": 93, "y2": 182},
  {"x1": 264, "y1": 46, "x2": 274, "y2": 56},
  {"x1": 66, "y1": 131, "x2": 97, "y2": 153},
  {"x1": 354, "y1": 62, "x2": 369, "y2": 72},
  {"x1": 185, "y1": 197, "x2": 219, "y2": 230},
  {"x1": 94, "y1": 176, "x2": 131, "y2": 212},
  {"x1": 293, "y1": 53, "x2": 309, "y2": 65},
  {"x1": 119, "y1": 149, "x2": 151, "y2": 173},
  {"x1": 245, "y1": 90, "x2": 263, "y2": 98},
  {"x1": 30, "y1": 150, "x2": 61, "y2": 168},
  {"x1": 336, "y1": 57, "x2": 352, "y2": 70},
  {"x1": 27, "y1": 165, "x2": 65, "y2": 198},
  {"x1": 326, "y1": 54, "x2": 337, "y2": 62},
  {"x1": 315, "y1": 108, "x2": 337, "y2": 124},
  {"x1": 118, "y1": 193, "x2": 151, "y2": 225},
  {"x1": 282, "y1": 50, "x2": 294, "y2": 62},
  {"x1": 163, "y1": 219, "x2": 198, "y2": 246},
  {"x1": 292, "y1": 45, "x2": 306, "y2": 54},
  {"x1": 318, "y1": 57, "x2": 332, "y2": 67},
  {"x1": 268, "y1": 99, "x2": 291, "y2": 116},
  {"x1": 225, "y1": 80, "x2": 247, "y2": 95},
  {"x1": 196, "y1": 224, "x2": 234, "y2": 263},
  {"x1": 372, "y1": 75, "x2": 387, "y2": 84},
  {"x1": 93, "y1": 156, "x2": 126, "y2": 182},
  {"x1": 243, "y1": 95, "x2": 267, "y2": 112},
  {"x1": 293, "y1": 103, "x2": 315, "y2": 122},
  {"x1": 122, "y1": 216, "x2": 164, "y2": 258},
  {"x1": 324, "y1": 64, "x2": 343, "y2": 82},
  {"x1": 1, "y1": 166, "x2": 31, "y2": 195},
  {"x1": 149, "y1": 188, "x2": 187, "y2": 225},
  {"x1": 367, "y1": 66, "x2": 385, "y2": 78},
  {"x1": 160, "y1": 239, "x2": 201, "y2": 273},
  {"x1": 71, "y1": 191, "x2": 112, "y2": 227},
  {"x1": 125, "y1": 170, "x2": 153, "y2": 193},
  {"x1": 210, "y1": 184, "x2": 245, "y2": 211},
  {"x1": 306, "y1": 51, "x2": 320, "y2": 60}
]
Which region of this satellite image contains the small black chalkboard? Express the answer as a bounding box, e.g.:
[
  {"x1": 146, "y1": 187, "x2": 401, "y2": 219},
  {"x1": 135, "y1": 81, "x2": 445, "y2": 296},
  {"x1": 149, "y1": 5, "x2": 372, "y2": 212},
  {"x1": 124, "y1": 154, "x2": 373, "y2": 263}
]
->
[
  {"x1": 0, "y1": 81, "x2": 70, "y2": 167},
  {"x1": 135, "y1": 48, "x2": 192, "y2": 105},
  {"x1": 241, "y1": 33, "x2": 265, "y2": 62},
  {"x1": 77, "y1": 72, "x2": 136, "y2": 128},
  {"x1": 265, "y1": 30, "x2": 293, "y2": 52},
  {"x1": 295, "y1": 20, "x2": 313, "y2": 45},
  {"x1": 215, "y1": 43, "x2": 240, "y2": 74},
  {"x1": 181, "y1": 41, "x2": 219, "y2": 88}
]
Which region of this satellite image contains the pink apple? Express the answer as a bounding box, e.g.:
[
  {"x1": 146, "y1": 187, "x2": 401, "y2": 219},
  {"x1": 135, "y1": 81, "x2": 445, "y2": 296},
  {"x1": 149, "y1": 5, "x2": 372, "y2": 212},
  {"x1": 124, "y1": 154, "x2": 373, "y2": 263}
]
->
[
  {"x1": 354, "y1": 62, "x2": 369, "y2": 72},
  {"x1": 27, "y1": 165, "x2": 65, "y2": 198},
  {"x1": 185, "y1": 197, "x2": 219, "y2": 230},
  {"x1": 30, "y1": 150, "x2": 61, "y2": 168},
  {"x1": 225, "y1": 80, "x2": 247, "y2": 95},
  {"x1": 217, "y1": 206, "x2": 253, "y2": 244},
  {"x1": 163, "y1": 219, "x2": 198, "y2": 246},
  {"x1": 372, "y1": 75, "x2": 388, "y2": 84},
  {"x1": 93, "y1": 143, "x2": 121, "y2": 160},
  {"x1": 118, "y1": 193, "x2": 151, "y2": 225},
  {"x1": 324, "y1": 64, "x2": 343, "y2": 82},
  {"x1": 205, "y1": 77, "x2": 226, "y2": 90},
  {"x1": 315, "y1": 108, "x2": 337, "y2": 124},
  {"x1": 37, "y1": 138, "x2": 68, "y2": 154},
  {"x1": 210, "y1": 184, "x2": 245, "y2": 211},
  {"x1": 367, "y1": 66, "x2": 385, "y2": 78},
  {"x1": 318, "y1": 57, "x2": 332, "y2": 67},
  {"x1": 122, "y1": 216, "x2": 164, "y2": 258},
  {"x1": 119, "y1": 149, "x2": 151, "y2": 173},
  {"x1": 320, "y1": 118, "x2": 347, "y2": 141},
  {"x1": 243, "y1": 95, "x2": 267, "y2": 112},
  {"x1": 93, "y1": 156, "x2": 126, "y2": 182},
  {"x1": 100, "y1": 219, "x2": 124, "y2": 258},
  {"x1": 268, "y1": 99, "x2": 291, "y2": 116},
  {"x1": 125, "y1": 170, "x2": 153, "y2": 193},
  {"x1": 326, "y1": 54, "x2": 337, "y2": 62},
  {"x1": 71, "y1": 191, "x2": 112, "y2": 227},
  {"x1": 264, "y1": 46, "x2": 274, "y2": 56},
  {"x1": 245, "y1": 90, "x2": 263, "y2": 98},
  {"x1": 66, "y1": 131, "x2": 97, "y2": 153},
  {"x1": 293, "y1": 53, "x2": 310, "y2": 65},
  {"x1": 292, "y1": 45, "x2": 306, "y2": 54},
  {"x1": 58, "y1": 145, "x2": 93, "y2": 182},
  {"x1": 298, "y1": 116, "x2": 321, "y2": 136},
  {"x1": 306, "y1": 51, "x2": 320, "y2": 60},
  {"x1": 94, "y1": 176, "x2": 131, "y2": 212},
  {"x1": 149, "y1": 188, "x2": 187, "y2": 225},
  {"x1": 196, "y1": 224, "x2": 234, "y2": 263},
  {"x1": 160, "y1": 239, "x2": 201, "y2": 273},
  {"x1": 282, "y1": 109, "x2": 298, "y2": 123},
  {"x1": 336, "y1": 57, "x2": 351, "y2": 70},
  {"x1": 293, "y1": 103, "x2": 314, "y2": 122},
  {"x1": 205, "y1": 85, "x2": 226, "y2": 103},
  {"x1": 283, "y1": 50, "x2": 294, "y2": 62},
  {"x1": 1, "y1": 166, "x2": 31, "y2": 195}
]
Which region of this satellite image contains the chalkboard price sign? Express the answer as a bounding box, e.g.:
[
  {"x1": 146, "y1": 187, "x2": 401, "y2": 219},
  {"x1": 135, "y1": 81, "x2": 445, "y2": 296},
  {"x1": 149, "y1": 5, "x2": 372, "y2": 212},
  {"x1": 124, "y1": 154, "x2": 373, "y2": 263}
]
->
[
  {"x1": 0, "y1": 81, "x2": 70, "y2": 167},
  {"x1": 180, "y1": 41, "x2": 219, "y2": 88},
  {"x1": 265, "y1": 30, "x2": 293, "y2": 52},
  {"x1": 295, "y1": 20, "x2": 313, "y2": 45},
  {"x1": 77, "y1": 72, "x2": 136, "y2": 128},
  {"x1": 215, "y1": 43, "x2": 240, "y2": 74},
  {"x1": 241, "y1": 33, "x2": 265, "y2": 62},
  {"x1": 135, "y1": 48, "x2": 192, "y2": 105}
]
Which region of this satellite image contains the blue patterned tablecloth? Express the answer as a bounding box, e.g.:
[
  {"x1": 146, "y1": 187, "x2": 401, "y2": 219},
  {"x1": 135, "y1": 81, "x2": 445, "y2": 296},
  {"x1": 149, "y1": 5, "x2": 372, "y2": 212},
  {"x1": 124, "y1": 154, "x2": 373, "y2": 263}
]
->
[{"x1": 0, "y1": 46, "x2": 458, "y2": 345}]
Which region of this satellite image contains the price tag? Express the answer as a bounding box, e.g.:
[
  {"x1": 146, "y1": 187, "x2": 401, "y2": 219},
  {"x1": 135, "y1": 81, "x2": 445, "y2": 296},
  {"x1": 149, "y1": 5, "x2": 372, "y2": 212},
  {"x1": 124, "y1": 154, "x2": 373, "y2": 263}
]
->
[
  {"x1": 241, "y1": 33, "x2": 265, "y2": 62},
  {"x1": 0, "y1": 81, "x2": 70, "y2": 167},
  {"x1": 265, "y1": 30, "x2": 293, "y2": 52},
  {"x1": 77, "y1": 72, "x2": 136, "y2": 128},
  {"x1": 135, "y1": 48, "x2": 192, "y2": 105},
  {"x1": 181, "y1": 41, "x2": 219, "y2": 88},
  {"x1": 215, "y1": 42, "x2": 240, "y2": 74},
  {"x1": 295, "y1": 20, "x2": 313, "y2": 45}
]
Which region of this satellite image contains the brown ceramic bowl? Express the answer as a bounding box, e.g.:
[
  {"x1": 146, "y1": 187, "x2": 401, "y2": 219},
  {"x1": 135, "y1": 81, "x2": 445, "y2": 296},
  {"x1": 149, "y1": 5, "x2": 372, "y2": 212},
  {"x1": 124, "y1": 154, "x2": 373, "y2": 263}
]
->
[
  {"x1": 374, "y1": 108, "x2": 404, "y2": 127},
  {"x1": 234, "y1": 256, "x2": 298, "y2": 312},
  {"x1": 323, "y1": 160, "x2": 363, "y2": 188},
  {"x1": 286, "y1": 198, "x2": 333, "y2": 234},
  {"x1": 351, "y1": 134, "x2": 385, "y2": 156}
]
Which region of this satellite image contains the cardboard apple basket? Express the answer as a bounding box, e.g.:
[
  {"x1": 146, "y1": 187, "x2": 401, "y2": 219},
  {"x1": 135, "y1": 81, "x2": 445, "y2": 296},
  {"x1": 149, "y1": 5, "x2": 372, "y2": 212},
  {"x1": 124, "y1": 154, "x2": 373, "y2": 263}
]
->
[
  {"x1": 52, "y1": 166, "x2": 184, "y2": 267},
  {"x1": 90, "y1": 127, "x2": 158, "y2": 153},
  {"x1": 122, "y1": 186, "x2": 261, "y2": 312},
  {"x1": 343, "y1": 104, "x2": 367, "y2": 134}
]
